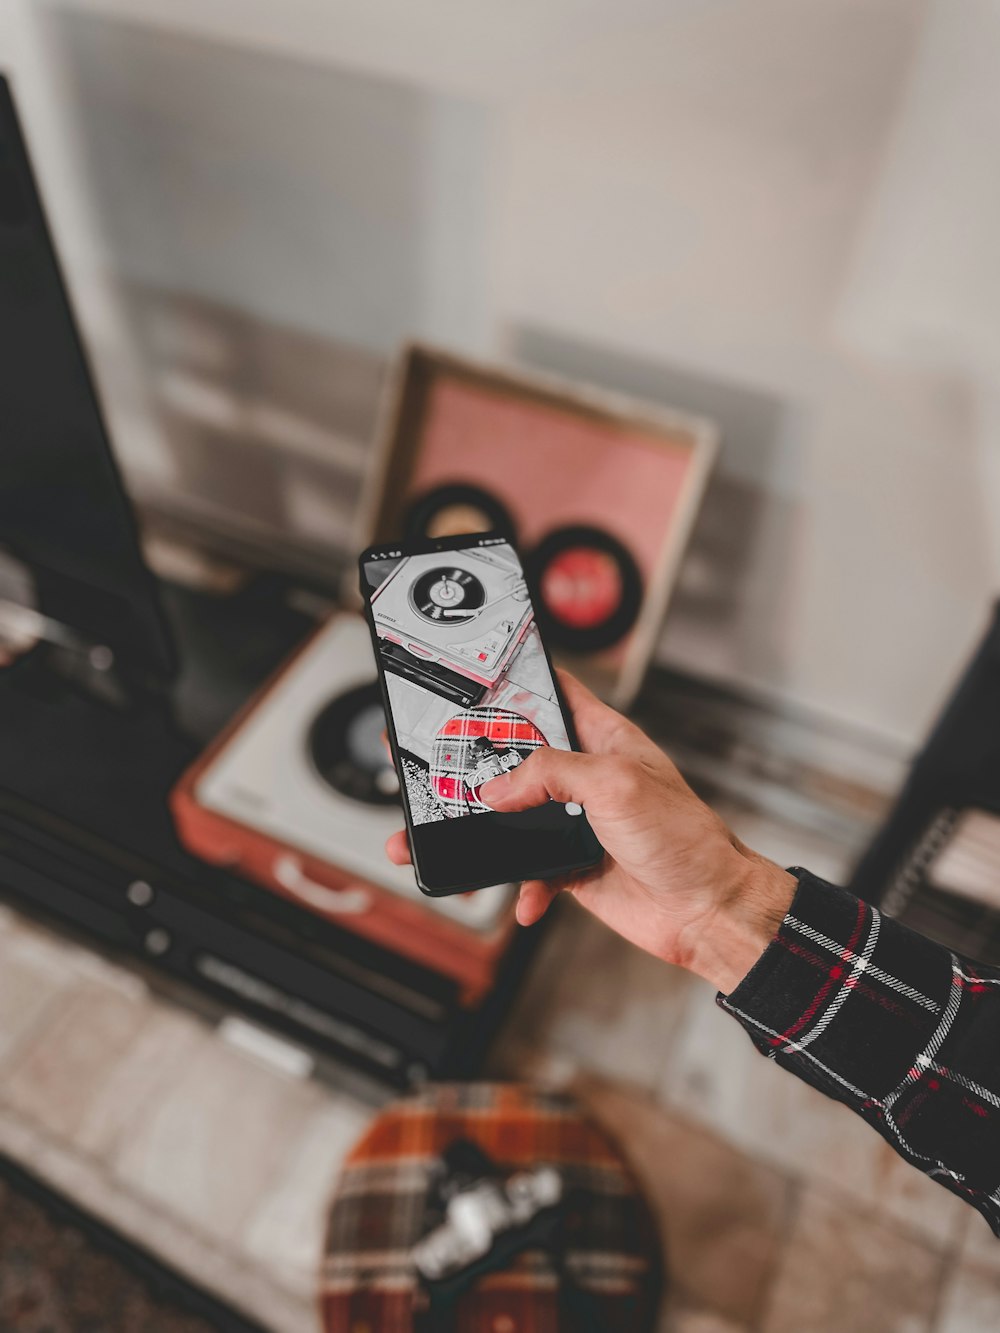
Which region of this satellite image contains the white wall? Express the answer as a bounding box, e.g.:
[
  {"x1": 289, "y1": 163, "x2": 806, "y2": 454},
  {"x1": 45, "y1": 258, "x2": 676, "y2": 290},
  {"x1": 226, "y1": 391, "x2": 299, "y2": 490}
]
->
[
  {"x1": 486, "y1": 0, "x2": 993, "y2": 748},
  {"x1": 11, "y1": 0, "x2": 996, "y2": 750},
  {"x1": 47, "y1": 13, "x2": 493, "y2": 356}
]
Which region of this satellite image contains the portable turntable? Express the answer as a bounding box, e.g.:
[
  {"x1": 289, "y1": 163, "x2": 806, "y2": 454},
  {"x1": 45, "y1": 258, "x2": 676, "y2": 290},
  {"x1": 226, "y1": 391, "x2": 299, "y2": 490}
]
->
[
  {"x1": 370, "y1": 544, "x2": 533, "y2": 702},
  {"x1": 171, "y1": 613, "x2": 517, "y2": 1001}
]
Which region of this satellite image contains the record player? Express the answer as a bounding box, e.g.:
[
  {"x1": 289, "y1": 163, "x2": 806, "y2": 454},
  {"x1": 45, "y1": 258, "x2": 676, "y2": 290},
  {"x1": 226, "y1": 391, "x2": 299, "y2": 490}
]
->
[
  {"x1": 171, "y1": 612, "x2": 516, "y2": 1002},
  {"x1": 371, "y1": 545, "x2": 533, "y2": 703}
]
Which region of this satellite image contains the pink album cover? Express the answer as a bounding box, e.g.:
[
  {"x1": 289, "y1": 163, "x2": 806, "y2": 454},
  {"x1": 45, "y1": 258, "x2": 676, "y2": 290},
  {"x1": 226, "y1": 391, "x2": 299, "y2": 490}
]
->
[
  {"x1": 412, "y1": 377, "x2": 697, "y2": 581},
  {"x1": 367, "y1": 347, "x2": 717, "y2": 705}
]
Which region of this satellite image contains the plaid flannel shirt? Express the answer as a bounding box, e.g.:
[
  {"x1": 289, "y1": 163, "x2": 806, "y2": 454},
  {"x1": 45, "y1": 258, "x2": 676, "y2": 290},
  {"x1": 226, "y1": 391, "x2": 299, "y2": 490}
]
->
[{"x1": 720, "y1": 868, "x2": 1000, "y2": 1236}]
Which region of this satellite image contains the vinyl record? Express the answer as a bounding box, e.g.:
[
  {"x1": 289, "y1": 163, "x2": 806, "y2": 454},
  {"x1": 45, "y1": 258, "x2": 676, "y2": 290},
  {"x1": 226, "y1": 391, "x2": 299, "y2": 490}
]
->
[
  {"x1": 429, "y1": 707, "x2": 547, "y2": 817},
  {"x1": 308, "y1": 681, "x2": 400, "y2": 806},
  {"x1": 525, "y1": 526, "x2": 643, "y2": 653},
  {"x1": 408, "y1": 567, "x2": 487, "y2": 625},
  {"x1": 403, "y1": 484, "x2": 516, "y2": 542}
]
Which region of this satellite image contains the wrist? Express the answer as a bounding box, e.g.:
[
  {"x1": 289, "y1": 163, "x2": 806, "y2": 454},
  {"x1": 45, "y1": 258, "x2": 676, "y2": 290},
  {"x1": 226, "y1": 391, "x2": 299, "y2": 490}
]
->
[{"x1": 686, "y1": 854, "x2": 797, "y2": 994}]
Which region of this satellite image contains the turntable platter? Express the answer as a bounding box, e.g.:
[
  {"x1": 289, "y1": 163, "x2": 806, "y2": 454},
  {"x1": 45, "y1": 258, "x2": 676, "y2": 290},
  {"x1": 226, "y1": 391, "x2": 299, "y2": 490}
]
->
[
  {"x1": 308, "y1": 681, "x2": 400, "y2": 806},
  {"x1": 409, "y1": 567, "x2": 486, "y2": 625}
]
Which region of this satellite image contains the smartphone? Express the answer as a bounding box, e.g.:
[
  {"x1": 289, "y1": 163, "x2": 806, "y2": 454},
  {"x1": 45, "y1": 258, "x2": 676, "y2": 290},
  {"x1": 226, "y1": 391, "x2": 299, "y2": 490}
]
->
[{"x1": 359, "y1": 532, "x2": 604, "y2": 895}]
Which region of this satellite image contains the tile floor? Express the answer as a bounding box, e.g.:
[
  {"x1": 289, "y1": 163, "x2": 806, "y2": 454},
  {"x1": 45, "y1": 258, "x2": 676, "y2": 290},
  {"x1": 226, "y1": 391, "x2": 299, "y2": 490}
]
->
[{"x1": 0, "y1": 802, "x2": 995, "y2": 1332}]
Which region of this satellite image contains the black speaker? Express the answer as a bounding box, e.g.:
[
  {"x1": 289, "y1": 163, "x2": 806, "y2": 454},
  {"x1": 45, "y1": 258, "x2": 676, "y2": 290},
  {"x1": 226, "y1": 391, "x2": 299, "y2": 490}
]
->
[{"x1": 850, "y1": 602, "x2": 1000, "y2": 961}]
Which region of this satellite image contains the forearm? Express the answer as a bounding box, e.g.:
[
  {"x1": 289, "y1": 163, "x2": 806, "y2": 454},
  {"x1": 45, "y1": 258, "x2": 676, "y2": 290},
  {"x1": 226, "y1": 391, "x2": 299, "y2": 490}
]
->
[
  {"x1": 683, "y1": 853, "x2": 797, "y2": 994},
  {"x1": 718, "y1": 868, "x2": 1000, "y2": 1235}
]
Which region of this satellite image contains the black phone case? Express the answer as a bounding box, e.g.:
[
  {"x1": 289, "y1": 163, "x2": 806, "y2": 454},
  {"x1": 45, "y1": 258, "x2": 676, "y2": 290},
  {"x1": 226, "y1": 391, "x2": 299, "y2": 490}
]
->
[{"x1": 358, "y1": 532, "x2": 604, "y2": 896}]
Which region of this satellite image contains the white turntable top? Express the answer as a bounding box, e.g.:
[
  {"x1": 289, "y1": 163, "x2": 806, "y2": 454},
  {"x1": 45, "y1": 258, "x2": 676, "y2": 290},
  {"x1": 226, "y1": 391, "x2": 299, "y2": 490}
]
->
[
  {"x1": 371, "y1": 546, "x2": 532, "y2": 688},
  {"x1": 194, "y1": 614, "x2": 513, "y2": 933}
]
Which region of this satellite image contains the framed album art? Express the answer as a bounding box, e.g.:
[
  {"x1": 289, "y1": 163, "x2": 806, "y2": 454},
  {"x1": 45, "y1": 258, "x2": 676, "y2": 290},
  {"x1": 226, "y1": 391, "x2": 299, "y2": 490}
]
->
[{"x1": 359, "y1": 343, "x2": 718, "y2": 708}]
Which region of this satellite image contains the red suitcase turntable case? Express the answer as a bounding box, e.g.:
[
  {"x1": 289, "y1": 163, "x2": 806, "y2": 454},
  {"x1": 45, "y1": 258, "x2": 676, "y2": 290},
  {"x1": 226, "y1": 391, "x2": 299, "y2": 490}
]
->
[{"x1": 170, "y1": 612, "x2": 517, "y2": 1005}]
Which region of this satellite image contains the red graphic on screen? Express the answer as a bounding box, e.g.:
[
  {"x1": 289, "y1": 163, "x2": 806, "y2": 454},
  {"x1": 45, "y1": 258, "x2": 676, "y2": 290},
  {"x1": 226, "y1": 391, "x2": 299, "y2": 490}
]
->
[{"x1": 430, "y1": 707, "x2": 547, "y2": 817}]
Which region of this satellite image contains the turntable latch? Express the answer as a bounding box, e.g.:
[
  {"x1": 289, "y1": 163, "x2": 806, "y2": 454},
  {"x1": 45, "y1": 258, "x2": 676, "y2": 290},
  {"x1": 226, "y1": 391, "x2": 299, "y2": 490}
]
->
[{"x1": 272, "y1": 853, "x2": 372, "y2": 915}]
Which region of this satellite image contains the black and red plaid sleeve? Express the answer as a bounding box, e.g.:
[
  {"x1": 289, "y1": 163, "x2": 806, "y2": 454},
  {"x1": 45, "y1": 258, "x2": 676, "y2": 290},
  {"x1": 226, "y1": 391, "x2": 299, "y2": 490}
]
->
[{"x1": 719, "y1": 868, "x2": 1000, "y2": 1236}]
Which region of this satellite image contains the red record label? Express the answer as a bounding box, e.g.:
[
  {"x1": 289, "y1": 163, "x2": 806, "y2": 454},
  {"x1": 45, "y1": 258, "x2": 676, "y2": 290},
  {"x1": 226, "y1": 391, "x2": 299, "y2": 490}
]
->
[
  {"x1": 540, "y1": 547, "x2": 624, "y2": 630},
  {"x1": 429, "y1": 707, "x2": 548, "y2": 817}
]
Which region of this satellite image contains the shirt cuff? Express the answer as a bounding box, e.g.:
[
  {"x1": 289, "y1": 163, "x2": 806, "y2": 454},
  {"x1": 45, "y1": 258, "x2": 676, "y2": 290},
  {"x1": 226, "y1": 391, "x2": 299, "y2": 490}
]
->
[{"x1": 717, "y1": 867, "x2": 954, "y2": 1104}]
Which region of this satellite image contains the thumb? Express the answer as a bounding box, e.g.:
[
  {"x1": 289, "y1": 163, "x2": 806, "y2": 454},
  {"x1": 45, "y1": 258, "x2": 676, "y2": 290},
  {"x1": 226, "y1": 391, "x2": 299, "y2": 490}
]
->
[{"x1": 479, "y1": 745, "x2": 607, "y2": 812}]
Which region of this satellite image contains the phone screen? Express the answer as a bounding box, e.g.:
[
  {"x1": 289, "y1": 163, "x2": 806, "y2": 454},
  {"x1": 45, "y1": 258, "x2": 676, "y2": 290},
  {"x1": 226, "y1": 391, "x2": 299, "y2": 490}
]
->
[{"x1": 360, "y1": 533, "x2": 603, "y2": 894}]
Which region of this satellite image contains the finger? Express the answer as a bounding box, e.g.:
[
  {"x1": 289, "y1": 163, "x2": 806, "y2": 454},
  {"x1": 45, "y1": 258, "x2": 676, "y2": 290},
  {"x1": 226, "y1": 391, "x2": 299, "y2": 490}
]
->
[
  {"x1": 555, "y1": 669, "x2": 656, "y2": 758},
  {"x1": 384, "y1": 829, "x2": 412, "y2": 865},
  {"x1": 556, "y1": 668, "x2": 608, "y2": 718},
  {"x1": 555, "y1": 669, "x2": 620, "y2": 751},
  {"x1": 516, "y1": 879, "x2": 560, "y2": 926},
  {"x1": 381, "y1": 728, "x2": 392, "y2": 761},
  {"x1": 479, "y1": 744, "x2": 614, "y2": 812}
]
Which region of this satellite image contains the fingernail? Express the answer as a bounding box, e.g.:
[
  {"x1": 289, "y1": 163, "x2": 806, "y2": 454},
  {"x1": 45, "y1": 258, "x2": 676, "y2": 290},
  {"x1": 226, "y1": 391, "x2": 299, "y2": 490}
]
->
[{"x1": 479, "y1": 774, "x2": 508, "y2": 808}]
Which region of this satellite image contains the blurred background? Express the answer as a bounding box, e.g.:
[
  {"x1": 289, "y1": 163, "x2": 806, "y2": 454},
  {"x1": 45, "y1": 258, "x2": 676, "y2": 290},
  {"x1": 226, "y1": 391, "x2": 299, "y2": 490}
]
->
[
  {"x1": 6, "y1": 0, "x2": 997, "y2": 751},
  {"x1": 1, "y1": 2, "x2": 999, "y2": 1331}
]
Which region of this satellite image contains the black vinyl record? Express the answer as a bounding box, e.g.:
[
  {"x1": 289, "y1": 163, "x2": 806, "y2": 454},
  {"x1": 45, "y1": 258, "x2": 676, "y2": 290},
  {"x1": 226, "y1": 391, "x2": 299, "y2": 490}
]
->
[
  {"x1": 403, "y1": 484, "x2": 516, "y2": 542},
  {"x1": 308, "y1": 682, "x2": 399, "y2": 806},
  {"x1": 525, "y1": 525, "x2": 643, "y2": 653},
  {"x1": 408, "y1": 567, "x2": 486, "y2": 625}
]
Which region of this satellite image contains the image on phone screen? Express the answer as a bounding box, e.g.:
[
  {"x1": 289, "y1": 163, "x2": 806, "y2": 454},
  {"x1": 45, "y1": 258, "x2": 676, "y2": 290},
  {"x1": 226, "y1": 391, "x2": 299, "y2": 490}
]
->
[{"x1": 362, "y1": 536, "x2": 573, "y2": 824}]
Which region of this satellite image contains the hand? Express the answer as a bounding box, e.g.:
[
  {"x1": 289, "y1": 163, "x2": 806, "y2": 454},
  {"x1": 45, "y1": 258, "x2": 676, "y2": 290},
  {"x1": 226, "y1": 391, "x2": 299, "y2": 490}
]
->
[{"x1": 385, "y1": 672, "x2": 796, "y2": 993}]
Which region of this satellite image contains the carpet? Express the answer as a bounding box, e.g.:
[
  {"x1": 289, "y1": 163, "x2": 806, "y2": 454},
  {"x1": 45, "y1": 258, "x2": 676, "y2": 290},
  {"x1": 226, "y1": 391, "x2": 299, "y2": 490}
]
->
[{"x1": 0, "y1": 1158, "x2": 265, "y2": 1333}]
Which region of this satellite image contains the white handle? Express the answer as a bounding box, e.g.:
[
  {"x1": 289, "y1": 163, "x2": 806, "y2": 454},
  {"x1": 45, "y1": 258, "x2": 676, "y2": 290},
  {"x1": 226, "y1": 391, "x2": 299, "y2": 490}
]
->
[{"x1": 272, "y1": 854, "x2": 371, "y2": 915}]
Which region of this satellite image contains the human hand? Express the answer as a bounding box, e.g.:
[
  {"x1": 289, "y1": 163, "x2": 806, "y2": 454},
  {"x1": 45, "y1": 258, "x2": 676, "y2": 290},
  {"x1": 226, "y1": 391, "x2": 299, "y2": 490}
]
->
[{"x1": 385, "y1": 672, "x2": 795, "y2": 993}]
